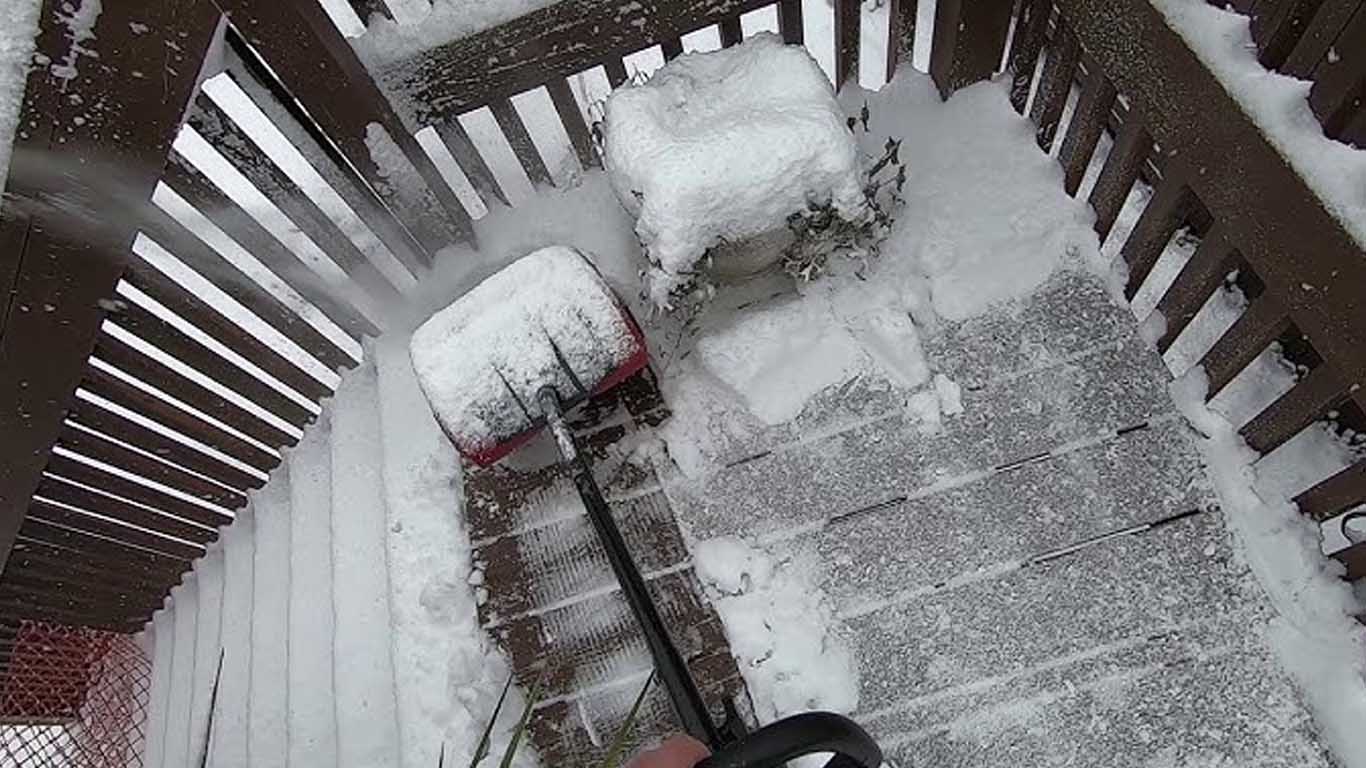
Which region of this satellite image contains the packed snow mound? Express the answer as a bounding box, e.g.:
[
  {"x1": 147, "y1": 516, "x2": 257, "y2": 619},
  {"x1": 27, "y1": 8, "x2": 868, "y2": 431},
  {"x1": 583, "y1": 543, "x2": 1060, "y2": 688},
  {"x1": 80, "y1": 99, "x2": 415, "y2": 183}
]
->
[
  {"x1": 409, "y1": 246, "x2": 642, "y2": 465},
  {"x1": 603, "y1": 33, "x2": 867, "y2": 306}
]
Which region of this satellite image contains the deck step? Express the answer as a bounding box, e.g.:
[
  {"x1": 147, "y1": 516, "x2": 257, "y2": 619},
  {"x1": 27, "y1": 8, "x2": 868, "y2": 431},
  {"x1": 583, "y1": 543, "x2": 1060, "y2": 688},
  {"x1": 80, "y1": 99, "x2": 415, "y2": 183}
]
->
[
  {"x1": 211, "y1": 511, "x2": 253, "y2": 767},
  {"x1": 249, "y1": 468, "x2": 291, "y2": 768}
]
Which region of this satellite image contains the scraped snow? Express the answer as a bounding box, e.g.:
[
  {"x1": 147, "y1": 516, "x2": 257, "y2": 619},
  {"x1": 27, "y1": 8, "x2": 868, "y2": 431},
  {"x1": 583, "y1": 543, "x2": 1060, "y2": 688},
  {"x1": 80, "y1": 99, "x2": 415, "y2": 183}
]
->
[
  {"x1": 1150, "y1": 0, "x2": 1366, "y2": 248},
  {"x1": 603, "y1": 34, "x2": 867, "y2": 306},
  {"x1": 0, "y1": 0, "x2": 40, "y2": 195},
  {"x1": 409, "y1": 246, "x2": 640, "y2": 459}
]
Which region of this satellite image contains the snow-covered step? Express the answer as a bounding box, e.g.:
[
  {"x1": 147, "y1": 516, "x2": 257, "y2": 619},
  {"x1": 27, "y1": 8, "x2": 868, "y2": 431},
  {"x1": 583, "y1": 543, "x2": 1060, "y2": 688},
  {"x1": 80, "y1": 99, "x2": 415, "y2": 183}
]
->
[
  {"x1": 330, "y1": 353, "x2": 400, "y2": 768},
  {"x1": 187, "y1": 548, "x2": 224, "y2": 764},
  {"x1": 287, "y1": 410, "x2": 338, "y2": 767},
  {"x1": 142, "y1": 610, "x2": 174, "y2": 768},
  {"x1": 161, "y1": 576, "x2": 199, "y2": 768},
  {"x1": 249, "y1": 469, "x2": 291, "y2": 768},
  {"x1": 211, "y1": 510, "x2": 254, "y2": 767}
]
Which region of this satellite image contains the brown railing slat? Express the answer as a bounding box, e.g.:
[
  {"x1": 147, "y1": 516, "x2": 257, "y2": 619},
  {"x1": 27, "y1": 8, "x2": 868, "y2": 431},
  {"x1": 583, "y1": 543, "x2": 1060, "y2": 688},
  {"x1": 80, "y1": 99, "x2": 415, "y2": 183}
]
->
[
  {"x1": 18, "y1": 519, "x2": 192, "y2": 575},
  {"x1": 0, "y1": 594, "x2": 151, "y2": 633},
  {"x1": 1307, "y1": 5, "x2": 1366, "y2": 138},
  {"x1": 1119, "y1": 173, "x2": 1191, "y2": 300},
  {"x1": 1282, "y1": 0, "x2": 1364, "y2": 77},
  {"x1": 54, "y1": 423, "x2": 246, "y2": 511},
  {"x1": 1332, "y1": 542, "x2": 1365, "y2": 581},
  {"x1": 187, "y1": 94, "x2": 404, "y2": 311},
  {"x1": 1242, "y1": 364, "x2": 1351, "y2": 453},
  {"x1": 1151, "y1": 227, "x2": 1238, "y2": 353},
  {"x1": 1059, "y1": 64, "x2": 1118, "y2": 196},
  {"x1": 835, "y1": 0, "x2": 860, "y2": 87},
  {"x1": 0, "y1": 570, "x2": 165, "y2": 622},
  {"x1": 778, "y1": 0, "x2": 805, "y2": 45},
  {"x1": 931, "y1": 0, "x2": 1015, "y2": 98},
  {"x1": 1088, "y1": 118, "x2": 1153, "y2": 242},
  {"x1": 1030, "y1": 21, "x2": 1081, "y2": 151},
  {"x1": 82, "y1": 363, "x2": 281, "y2": 474},
  {"x1": 1295, "y1": 459, "x2": 1366, "y2": 520},
  {"x1": 1008, "y1": 0, "x2": 1050, "y2": 112},
  {"x1": 605, "y1": 56, "x2": 631, "y2": 87},
  {"x1": 1199, "y1": 294, "x2": 1291, "y2": 398},
  {"x1": 546, "y1": 77, "x2": 600, "y2": 170},
  {"x1": 434, "y1": 118, "x2": 511, "y2": 208},
  {"x1": 24, "y1": 498, "x2": 206, "y2": 563},
  {"x1": 10, "y1": 537, "x2": 179, "y2": 593},
  {"x1": 93, "y1": 331, "x2": 300, "y2": 451},
  {"x1": 1250, "y1": 0, "x2": 1318, "y2": 69},
  {"x1": 103, "y1": 291, "x2": 315, "y2": 429},
  {"x1": 661, "y1": 36, "x2": 685, "y2": 60},
  {"x1": 2, "y1": 556, "x2": 168, "y2": 607},
  {"x1": 886, "y1": 0, "x2": 918, "y2": 80},
  {"x1": 44, "y1": 451, "x2": 233, "y2": 532},
  {"x1": 36, "y1": 474, "x2": 218, "y2": 546},
  {"x1": 720, "y1": 15, "x2": 744, "y2": 47},
  {"x1": 489, "y1": 97, "x2": 556, "y2": 187},
  {"x1": 1342, "y1": 106, "x2": 1366, "y2": 147}
]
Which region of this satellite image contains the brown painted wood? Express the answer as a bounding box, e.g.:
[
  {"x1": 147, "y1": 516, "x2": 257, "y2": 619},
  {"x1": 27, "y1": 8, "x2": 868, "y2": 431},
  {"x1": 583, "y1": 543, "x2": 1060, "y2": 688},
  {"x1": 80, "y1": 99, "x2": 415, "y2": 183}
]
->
[
  {"x1": 187, "y1": 94, "x2": 404, "y2": 312},
  {"x1": 1331, "y1": 541, "x2": 1365, "y2": 580},
  {"x1": 1199, "y1": 294, "x2": 1292, "y2": 398},
  {"x1": 1087, "y1": 118, "x2": 1152, "y2": 243},
  {"x1": 8, "y1": 537, "x2": 178, "y2": 594},
  {"x1": 605, "y1": 55, "x2": 631, "y2": 87},
  {"x1": 489, "y1": 97, "x2": 555, "y2": 187},
  {"x1": 0, "y1": 0, "x2": 223, "y2": 574},
  {"x1": 24, "y1": 498, "x2": 206, "y2": 563},
  {"x1": 1283, "y1": 0, "x2": 1363, "y2": 77},
  {"x1": 18, "y1": 518, "x2": 192, "y2": 575},
  {"x1": 54, "y1": 422, "x2": 246, "y2": 511},
  {"x1": 2, "y1": 557, "x2": 166, "y2": 606},
  {"x1": 433, "y1": 117, "x2": 510, "y2": 208},
  {"x1": 0, "y1": 593, "x2": 149, "y2": 633},
  {"x1": 778, "y1": 0, "x2": 804, "y2": 45},
  {"x1": 1030, "y1": 21, "x2": 1081, "y2": 151},
  {"x1": 44, "y1": 450, "x2": 233, "y2": 532},
  {"x1": 1294, "y1": 460, "x2": 1366, "y2": 520},
  {"x1": 120, "y1": 254, "x2": 335, "y2": 405},
  {"x1": 1008, "y1": 0, "x2": 1050, "y2": 112},
  {"x1": 1251, "y1": 0, "x2": 1322, "y2": 69},
  {"x1": 1308, "y1": 4, "x2": 1366, "y2": 137},
  {"x1": 547, "y1": 77, "x2": 599, "y2": 171},
  {"x1": 931, "y1": 0, "x2": 1015, "y2": 99},
  {"x1": 35, "y1": 474, "x2": 218, "y2": 546},
  {"x1": 1152, "y1": 226, "x2": 1239, "y2": 353},
  {"x1": 1061, "y1": 0, "x2": 1366, "y2": 418},
  {"x1": 1242, "y1": 363, "x2": 1351, "y2": 452},
  {"x1": 887, "y1": 0, "x2": 918, "y2": 80},
  {"x1": 1119, "y1": 172, "x2": 1192, "y2": 300},
  {"x1": 81, "y1": 363, "x2": 281, "y2": 475},
  {"x1": 377, "y1": 0, "x2": 774, "y2": 118},
  {"x1": 102, "y1": 287, "x2": 315, "y2": 429},
  {"x1": 1059, "y1": 64, "x2": 1118, "y2": 196},
  {"x1": 835, "y1": 0, "x2": 860, "y2": 87},
  {"x1": 719, "y1": 15, "x2": 744, "y2": 47},
  {"x1": 0, "y1": 569, "x2": 164, "y2": 619},
  {"x1": 661, "y1": 35, "x2": 685, "y2": 59},
  {"x1": 92, "y1": 330, "x2": 299, "y2": 451},
  {"x1": 213, "y1": 0, "x2": 472, "y2": 245},
  {"x1": 348, "y1": 0, "x2": 391, "y2": 21}
]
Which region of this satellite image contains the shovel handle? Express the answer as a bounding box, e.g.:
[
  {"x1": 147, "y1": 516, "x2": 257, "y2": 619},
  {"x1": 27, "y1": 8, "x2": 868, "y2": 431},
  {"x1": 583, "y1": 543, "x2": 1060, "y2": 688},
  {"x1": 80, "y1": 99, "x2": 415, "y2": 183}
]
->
[{"x1": 694, "y1": 712, "x2": 883, "y2": 768}]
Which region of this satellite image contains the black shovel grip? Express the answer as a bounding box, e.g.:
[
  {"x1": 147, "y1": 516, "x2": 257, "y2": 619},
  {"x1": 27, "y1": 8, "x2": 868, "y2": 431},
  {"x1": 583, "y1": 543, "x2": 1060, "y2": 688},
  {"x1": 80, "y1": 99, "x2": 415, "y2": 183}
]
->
[{"x1": 695, "y1": 712, "x2": 883, "y2": 768}]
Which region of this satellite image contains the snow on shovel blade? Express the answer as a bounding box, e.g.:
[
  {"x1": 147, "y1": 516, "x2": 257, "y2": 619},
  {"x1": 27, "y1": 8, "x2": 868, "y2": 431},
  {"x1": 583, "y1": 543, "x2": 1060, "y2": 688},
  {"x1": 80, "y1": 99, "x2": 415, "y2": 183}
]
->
[{"x1": 409, "y1": 246, "x2": 648, "y2": 467}]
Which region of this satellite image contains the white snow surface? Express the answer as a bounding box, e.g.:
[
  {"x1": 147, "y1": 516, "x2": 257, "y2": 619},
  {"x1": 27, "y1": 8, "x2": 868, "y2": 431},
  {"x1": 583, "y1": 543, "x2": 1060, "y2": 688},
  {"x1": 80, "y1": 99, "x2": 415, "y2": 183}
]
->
[
  {"x1": 603, "y1": 34, "x2": 867, "y2": 306},
  {"x1": 0, "y1": 0, "x2": 39, "y2": 196},
  {"x1": 1150, "y1": 0, "x2": 1366, "y2": 249},
  {"x1": 409, "y1": 246, "x2": 639, "y2": 459}
]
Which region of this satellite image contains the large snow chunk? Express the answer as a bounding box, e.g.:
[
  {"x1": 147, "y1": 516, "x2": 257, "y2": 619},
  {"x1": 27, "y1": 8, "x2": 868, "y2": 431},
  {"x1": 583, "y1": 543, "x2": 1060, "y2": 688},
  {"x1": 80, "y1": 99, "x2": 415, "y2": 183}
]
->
[
  {"x1": 409, "y1": 246, "x2": 645, "y2": 466},
  {"x1": 603, "y1": 33, "x2": 867, "y2": 306}
]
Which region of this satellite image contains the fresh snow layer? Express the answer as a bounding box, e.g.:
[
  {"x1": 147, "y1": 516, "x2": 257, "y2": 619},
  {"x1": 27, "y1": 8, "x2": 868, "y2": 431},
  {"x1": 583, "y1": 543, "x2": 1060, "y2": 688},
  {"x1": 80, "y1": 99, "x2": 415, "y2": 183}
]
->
[
  {"x1": 603, "y1": 34, "x2": 866, "y2": 305},
  {"x1": 0, "y1": 0, "x2": 40, "y2": 196},
  {"x1": 409, "y1": 246, "x2": 639, "y2": 460},
  {"x1": 1150, "y1": 0, "x2": 1366, "y2": 248}
]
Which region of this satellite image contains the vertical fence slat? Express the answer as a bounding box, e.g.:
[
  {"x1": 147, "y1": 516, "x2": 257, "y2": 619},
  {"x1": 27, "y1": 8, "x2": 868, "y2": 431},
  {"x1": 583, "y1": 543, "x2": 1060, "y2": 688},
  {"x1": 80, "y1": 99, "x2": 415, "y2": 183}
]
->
[
  {"x1": 1241, "y1": 363, "x2": 1350, "y2": 452},
  {"x1": 1059, "y1": 64, "x2": 1118, "y2": 195},
  {"x1": 1088, "y1": 118, "x2": 1153, "y2": 242},
  {"x1": 43, "y1": 448, "x2": 233, "y2": 533},
  {"x1": 546, "y1": 77, "x2": 599, "y2": 170},
  {"x1": 887, "y1": 0, "x2": 918, "y2": 80},
  {"x1": 1008, "y1": 0, "x2": 1050, "y2": 112},
  {"x1": 1198, "y1": 294, "x2": 1292, "y2": 398},
  {"x1": 433, "y1": 118, "x2": 510, "y2": 208},
  {"x1": 835, "y1": 0, "x2": 861, "y2": 87},
  {"x1": 1119, "y1": 173, "x2": 1191, "y2": 299},
  {"x1": 1295, "y1": 459, "x2": 1366, "y2": 520},
  {"x1": 931, "y1": 0, "x2": 1016, "y2": 98},
  {"x1": 1282, "y1": 0, "x2": 1364, "y2": 77},
  {"x1": 1151, "y1": 226, "x2": 1238, "y2": 353},
  {"x1": 778, "y1": 0, "x2": 805, "y2": 45},
  {"x1": 661, "y1": 36, "x2": 685, "y2": 59},
  {"x1": 605, "y1": 56, "x2": 631, "y2": 87},
  {"x1": 1030, "y1": 21, "x2": 1081, "y2": 151},
  {"x1": 489, "y1": 97, "x2": 555, "y2": 188},
  {"x1": 1308, "y1": 6, "x2": 1366, "y2": 136},
  {"x1": 720, "y1": 16, "x2": 744, "y2": 47}
]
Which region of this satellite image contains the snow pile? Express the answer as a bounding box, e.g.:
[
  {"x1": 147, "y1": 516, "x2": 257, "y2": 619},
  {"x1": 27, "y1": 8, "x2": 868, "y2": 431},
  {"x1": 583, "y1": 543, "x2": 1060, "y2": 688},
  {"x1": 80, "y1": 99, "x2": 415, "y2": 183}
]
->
[
  {"x1": 1149, "y1": 0, "x2": 1366, "y2": 248},
  {"x1": 0, "y1": 0, "x2": 41, "y2": 195},
  {"x1": 693, "y1": 537, "x2": 859, "y2": 727},
  {"x1": 351, "y1": 0, "x2": 558, "y2": 68},
  {"x1": 603, "y1": 33, "x2": 867, "y2": 306},
  {"x1": 409, "y1": 246, "x2": 641, "y2": 463}
]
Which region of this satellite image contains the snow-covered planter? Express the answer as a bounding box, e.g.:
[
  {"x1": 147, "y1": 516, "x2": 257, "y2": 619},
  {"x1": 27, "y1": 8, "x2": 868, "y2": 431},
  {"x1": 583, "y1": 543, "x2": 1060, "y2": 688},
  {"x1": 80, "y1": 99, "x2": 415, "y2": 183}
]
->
[{"x1": 602, "y1": 33, "x2": 869, "y2": 307}]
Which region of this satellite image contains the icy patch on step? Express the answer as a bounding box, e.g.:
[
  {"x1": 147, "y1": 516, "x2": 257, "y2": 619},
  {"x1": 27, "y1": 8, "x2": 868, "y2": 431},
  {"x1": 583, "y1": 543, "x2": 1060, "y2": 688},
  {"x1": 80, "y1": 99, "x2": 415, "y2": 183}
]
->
[{"x1": 694, "y1": 537, "x2": 858, "y2": 732}]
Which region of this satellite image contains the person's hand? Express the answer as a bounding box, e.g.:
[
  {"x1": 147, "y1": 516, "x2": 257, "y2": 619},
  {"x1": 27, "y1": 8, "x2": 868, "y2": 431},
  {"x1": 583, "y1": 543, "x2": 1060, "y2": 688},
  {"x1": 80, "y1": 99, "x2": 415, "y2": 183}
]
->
[{"x1": 626, "y1": 735, "x2": 710, "y2": 768}]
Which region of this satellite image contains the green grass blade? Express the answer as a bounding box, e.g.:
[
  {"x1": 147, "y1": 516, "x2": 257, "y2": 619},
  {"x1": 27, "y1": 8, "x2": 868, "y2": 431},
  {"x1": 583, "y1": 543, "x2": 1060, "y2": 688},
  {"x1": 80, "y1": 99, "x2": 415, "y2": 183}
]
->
[
  {"x1": 597, "y1": 671, "x2": 655, "y2": 768},
  {"x1": 469, "y1": 674, "x2": 516, "y2": 768},
  {"x1": 497, "y1": 676, "x2": 543, "y2": 768}
]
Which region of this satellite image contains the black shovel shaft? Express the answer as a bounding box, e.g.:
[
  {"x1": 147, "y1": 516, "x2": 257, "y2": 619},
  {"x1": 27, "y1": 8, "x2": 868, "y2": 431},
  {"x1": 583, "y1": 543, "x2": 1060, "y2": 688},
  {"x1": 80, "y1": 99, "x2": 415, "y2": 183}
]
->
[{"x1": 538, "y1": 388, "x2": 722, "y2": 748}]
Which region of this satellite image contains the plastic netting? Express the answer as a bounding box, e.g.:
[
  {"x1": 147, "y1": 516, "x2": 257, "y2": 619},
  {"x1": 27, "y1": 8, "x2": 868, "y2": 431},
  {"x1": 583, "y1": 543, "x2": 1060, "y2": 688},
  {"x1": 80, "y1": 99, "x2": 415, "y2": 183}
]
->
[{"x1": 0, "y1": 621, "x2": 150, "y2": 767}]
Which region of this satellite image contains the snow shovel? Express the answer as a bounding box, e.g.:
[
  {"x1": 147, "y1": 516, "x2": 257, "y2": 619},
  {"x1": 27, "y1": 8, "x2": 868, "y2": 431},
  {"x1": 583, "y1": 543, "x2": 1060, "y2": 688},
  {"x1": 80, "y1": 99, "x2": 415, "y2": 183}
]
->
[{"x1": 411, "y1": 247, "x2": 883, "y2": 768}]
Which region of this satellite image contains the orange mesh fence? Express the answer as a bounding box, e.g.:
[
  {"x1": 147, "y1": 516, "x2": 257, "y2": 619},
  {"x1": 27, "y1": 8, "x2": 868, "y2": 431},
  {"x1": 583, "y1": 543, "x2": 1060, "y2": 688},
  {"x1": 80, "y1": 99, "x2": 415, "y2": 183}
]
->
[{"x1": 0, "y1": 621, "x2": 150, "y2": 767}]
